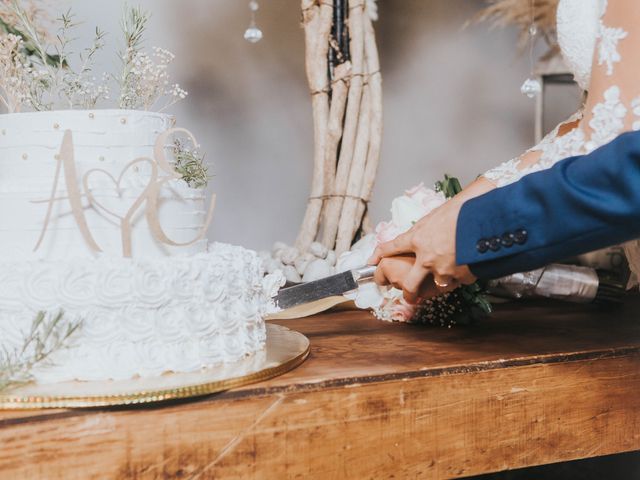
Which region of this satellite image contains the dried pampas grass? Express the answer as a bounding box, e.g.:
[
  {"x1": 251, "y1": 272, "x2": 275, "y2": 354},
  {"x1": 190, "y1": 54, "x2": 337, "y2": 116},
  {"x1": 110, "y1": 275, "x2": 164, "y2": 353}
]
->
[{"x1": 475, "y1": 0, "x2": 560, "y2": 48}]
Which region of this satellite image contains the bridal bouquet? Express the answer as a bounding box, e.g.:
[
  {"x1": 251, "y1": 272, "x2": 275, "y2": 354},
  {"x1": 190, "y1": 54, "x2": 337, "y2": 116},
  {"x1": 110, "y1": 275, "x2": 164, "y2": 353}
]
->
[{"x1": 336, "y1": 176, "x2": 492, "y2": 327}]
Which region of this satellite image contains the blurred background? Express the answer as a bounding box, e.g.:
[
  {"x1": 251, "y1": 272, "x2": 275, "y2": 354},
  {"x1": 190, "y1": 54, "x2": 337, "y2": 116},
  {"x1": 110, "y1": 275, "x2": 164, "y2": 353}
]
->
[{"x1": 65, "y1": 0, "x2": 580, "y2": 250}]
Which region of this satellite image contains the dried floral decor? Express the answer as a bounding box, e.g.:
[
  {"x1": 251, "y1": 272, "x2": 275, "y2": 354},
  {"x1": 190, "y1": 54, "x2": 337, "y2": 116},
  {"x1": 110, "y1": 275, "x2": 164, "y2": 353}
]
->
[
  {"x1": 296, "y1": 0, "x2": 382, "y2": 255},
  {"x1": 0, "y1": 2, "x2": 188, "y2": 113},
  {"x1": 476, "y1": 0, "x2": 560, "y2": 48},
  {"x1": 0, "y1": 1, "x2": 209, "y2": 190}
]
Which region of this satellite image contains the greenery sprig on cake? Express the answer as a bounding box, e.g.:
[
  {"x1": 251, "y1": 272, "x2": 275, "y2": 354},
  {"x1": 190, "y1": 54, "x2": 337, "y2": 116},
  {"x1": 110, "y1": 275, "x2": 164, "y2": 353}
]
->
[
  {"x1": 173, "y1": 140, "x2": 210, "y2": 189},
  {"x1": 0, "y1": 311, "x2": 81, "y2": 392}
]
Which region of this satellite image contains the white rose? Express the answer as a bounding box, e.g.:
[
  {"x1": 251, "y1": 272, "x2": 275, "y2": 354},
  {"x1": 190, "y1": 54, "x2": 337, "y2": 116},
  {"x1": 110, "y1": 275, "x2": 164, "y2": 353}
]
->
[{"x1": 390, "y1": 195, "x2": 428, "y2": 232}]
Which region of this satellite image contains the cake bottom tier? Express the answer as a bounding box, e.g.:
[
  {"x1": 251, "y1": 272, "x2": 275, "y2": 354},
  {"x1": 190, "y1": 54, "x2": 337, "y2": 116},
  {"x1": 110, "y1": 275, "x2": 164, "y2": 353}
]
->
[{"x1": 0, "y1": 243, "x2": 283, "y2": 384}]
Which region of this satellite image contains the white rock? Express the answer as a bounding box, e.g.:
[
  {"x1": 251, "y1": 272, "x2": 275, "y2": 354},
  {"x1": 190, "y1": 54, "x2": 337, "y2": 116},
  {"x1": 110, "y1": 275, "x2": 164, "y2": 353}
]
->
[
  {"x1": 258, "y1": 250, "x2": 272, "y2": 262},
  {"x1": 336, "y1": 235, "x2": 377, "y2": 273},
  {"x1": 303, "y1": 259, "x2": 334, "y2": 282},
  {"x1": 294, "y1": 253, "x2": 315, "y2": 276},
  {"x1": 265, "y1": 258, "x2": 284, "y2": 274},
  {"x1": 281, "y1": 246, "x2": 300, "y2": 266},
  {"x1": 326, "y1": 250, "x2": 337, "y2": 267},
  {"x1": 283, "y1": 265, "x2": 302, "y2": 283},
  {"x1": 272, "y1": 241, "x2": 288, "y2": 256},
  {"x1": 309, "y1": 241, "x2": 328, "y2": 259}
]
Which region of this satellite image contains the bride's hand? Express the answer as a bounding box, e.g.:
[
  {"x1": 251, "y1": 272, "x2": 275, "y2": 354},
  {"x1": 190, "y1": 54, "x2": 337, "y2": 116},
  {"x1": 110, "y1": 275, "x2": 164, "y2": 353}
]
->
[
  {"x1": 370, "y1": 198, "x2": 476, "y2": 302},
  {"x1": 369, "y1": 177, "x2": 494, "y2": 303}
]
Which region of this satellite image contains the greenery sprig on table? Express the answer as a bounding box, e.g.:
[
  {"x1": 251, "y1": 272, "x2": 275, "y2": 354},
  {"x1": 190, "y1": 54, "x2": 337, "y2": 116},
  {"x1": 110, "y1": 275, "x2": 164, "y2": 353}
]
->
[{"x1": 0, "y1": 311, "x2": 81, "y2": 392}]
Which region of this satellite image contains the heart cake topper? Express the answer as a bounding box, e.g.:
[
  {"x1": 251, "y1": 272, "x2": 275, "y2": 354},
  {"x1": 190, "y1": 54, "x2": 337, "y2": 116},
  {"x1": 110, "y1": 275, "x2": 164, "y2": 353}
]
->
[{"x1": 32, "y1": 129, "x2": 216, "y2": 257}]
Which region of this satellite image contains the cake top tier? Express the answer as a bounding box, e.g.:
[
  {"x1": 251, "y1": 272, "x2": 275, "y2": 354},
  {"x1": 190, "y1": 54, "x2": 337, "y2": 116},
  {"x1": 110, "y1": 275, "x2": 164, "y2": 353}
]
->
[{"x1": 0, "y1": 109, "x2": 213, "y2": 262}]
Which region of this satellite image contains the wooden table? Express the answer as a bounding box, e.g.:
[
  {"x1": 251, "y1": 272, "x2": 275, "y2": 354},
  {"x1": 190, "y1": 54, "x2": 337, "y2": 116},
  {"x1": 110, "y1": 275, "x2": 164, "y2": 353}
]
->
[{"x1": 2, "y1": 297, "x2": 640, "y2": 479}]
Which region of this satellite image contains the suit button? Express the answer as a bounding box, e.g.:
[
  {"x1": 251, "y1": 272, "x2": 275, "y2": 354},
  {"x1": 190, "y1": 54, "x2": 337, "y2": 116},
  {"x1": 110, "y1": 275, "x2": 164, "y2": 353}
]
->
[
  {"x1": 500, "y1": 233, "x2": 514, "y2": 248},
  {"x1": 514, "y1": 229, "x2": 528, "y2": 245},
  {"x1": 488, "y1": 237, "x2": 501, "y2": 251},
  {"x1": 476, "y1": 239, "x2": 489, "y2": 254}
]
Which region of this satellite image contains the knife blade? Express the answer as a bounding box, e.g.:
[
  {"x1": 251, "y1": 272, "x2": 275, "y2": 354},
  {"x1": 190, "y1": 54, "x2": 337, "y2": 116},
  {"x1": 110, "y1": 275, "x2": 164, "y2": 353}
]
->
[{"x1": 274, "y1": 265, "x2": 376, "y2": 311}]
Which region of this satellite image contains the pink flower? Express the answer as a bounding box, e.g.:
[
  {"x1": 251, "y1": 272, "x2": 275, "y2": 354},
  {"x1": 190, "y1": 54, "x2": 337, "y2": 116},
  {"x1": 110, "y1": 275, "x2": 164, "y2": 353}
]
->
[
  {"x1": 405, "y1": 183, "x2": 429, "y2": 198},
  {"x1": 420, "y1": 190, "x2": 446, "y2": 211},
  {"x1": 389, "y1": 301, "x2": 416, "y2": 322},
  {"x1": 375, "y1": 221, "x2": 402, "y2": 244},
  {"x1": 405, "y1": 183, "x2": 446, "y2": 212}
]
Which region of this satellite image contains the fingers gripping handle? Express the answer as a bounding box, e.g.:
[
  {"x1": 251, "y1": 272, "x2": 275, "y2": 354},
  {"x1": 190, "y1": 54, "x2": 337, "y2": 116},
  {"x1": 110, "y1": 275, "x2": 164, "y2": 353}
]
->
[{"x1": 353, "y1": 265, "x2": 377, "y2": 283}]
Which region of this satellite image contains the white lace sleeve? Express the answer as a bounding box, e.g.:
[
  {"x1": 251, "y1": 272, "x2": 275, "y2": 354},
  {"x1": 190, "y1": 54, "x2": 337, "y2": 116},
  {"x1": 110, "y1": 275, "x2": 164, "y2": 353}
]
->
[
  {"x1": 483, "y1": 111, "x2": 584, "y2": 187},
  {"x1": 484, "y1": 0, "x2": 637, "y2": 189}
]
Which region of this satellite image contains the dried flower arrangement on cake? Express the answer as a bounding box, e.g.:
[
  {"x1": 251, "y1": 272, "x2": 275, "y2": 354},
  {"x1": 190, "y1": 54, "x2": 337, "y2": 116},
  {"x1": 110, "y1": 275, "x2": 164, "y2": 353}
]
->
[
  {"x1": 0, "y1": 1, "x2": 188, "y2": 113},
  {"x1": 0, "y1": 1, "x2": 208, "y2": 189}
]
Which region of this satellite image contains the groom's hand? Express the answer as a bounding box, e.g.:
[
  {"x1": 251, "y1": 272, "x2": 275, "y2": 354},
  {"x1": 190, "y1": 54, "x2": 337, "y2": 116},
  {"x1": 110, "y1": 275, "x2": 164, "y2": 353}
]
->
[{"x1": 369, "y1": 198, "x2": 477, "y2": 303}]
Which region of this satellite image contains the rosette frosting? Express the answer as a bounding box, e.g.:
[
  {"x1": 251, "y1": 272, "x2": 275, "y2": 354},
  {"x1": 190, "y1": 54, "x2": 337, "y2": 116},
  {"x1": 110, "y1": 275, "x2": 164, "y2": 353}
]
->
[{"x1": 0, "y1": 243, "x2": 284, "y2": 383}]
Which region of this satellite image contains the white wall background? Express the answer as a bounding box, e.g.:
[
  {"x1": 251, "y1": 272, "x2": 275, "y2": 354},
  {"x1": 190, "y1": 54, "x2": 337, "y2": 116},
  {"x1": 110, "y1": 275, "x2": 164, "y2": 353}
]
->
[{"x1": 62, "y1": 0, "x2": 574, "y2": 250}]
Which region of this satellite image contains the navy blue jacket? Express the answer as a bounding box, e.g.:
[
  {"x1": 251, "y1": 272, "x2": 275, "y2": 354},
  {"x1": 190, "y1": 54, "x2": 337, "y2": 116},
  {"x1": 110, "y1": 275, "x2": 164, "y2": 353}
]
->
[{"x1": 456, "y1": 131, "x2": 640, "y2": 279}]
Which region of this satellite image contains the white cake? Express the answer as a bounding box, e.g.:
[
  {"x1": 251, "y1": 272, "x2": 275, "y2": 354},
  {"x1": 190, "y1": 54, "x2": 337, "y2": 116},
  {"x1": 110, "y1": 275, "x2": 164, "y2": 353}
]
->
[{"x1": 0, "y1": 109, "x2": 282, "y2": 383}]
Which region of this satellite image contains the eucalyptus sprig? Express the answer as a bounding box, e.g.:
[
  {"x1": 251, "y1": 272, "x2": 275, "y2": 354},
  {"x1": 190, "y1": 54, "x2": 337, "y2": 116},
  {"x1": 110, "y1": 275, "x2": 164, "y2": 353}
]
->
[
  {"x1": 0, "y1": 311, "x2": 81, "y2": 392},
  {"x1": 173, "y1": 139, "x2": 210, "y2": 189},
  {"x1": 121, "y1": 4, "x2": 148, "y2": 58},
  {"x1": 118, "y1": 4, "x2": 149, "y2": 106},
  {"x1": 61, "y1": 26, "x2": 109, "y2": 109}
]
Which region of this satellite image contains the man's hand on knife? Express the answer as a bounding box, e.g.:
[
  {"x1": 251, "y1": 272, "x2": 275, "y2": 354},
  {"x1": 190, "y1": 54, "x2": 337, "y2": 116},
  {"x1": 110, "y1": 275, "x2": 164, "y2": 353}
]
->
[{"x1": 369, "y1": 198, "x2": 477, "y2": 303}]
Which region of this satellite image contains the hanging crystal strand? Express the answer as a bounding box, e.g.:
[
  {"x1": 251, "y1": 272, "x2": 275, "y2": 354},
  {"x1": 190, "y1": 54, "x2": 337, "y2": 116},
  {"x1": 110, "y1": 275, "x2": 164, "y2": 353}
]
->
[
  {"x1": 520, "y1": 0, "x2": 541, "y2": 98},
  {"x1": 244, "y1": 0, "x2": 263, "y2": 43}
]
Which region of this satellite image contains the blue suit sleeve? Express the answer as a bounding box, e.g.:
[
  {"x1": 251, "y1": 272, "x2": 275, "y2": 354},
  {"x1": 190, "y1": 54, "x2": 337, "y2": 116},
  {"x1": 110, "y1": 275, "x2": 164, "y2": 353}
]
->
[{"x1": 456, "y1": 131, "x2": 640, "y2": 279}]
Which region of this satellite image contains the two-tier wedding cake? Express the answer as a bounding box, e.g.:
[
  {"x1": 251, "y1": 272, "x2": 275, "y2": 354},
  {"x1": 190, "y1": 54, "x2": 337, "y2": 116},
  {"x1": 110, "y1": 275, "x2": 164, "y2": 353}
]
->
[{"x1": 0, "y1": 109, "x2": 283, "y2": 383}]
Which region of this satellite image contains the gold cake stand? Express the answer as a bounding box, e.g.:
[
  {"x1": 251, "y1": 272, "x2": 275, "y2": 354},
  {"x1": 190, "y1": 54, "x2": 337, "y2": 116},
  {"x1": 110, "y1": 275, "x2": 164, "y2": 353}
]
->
[{"x1": 0, "y1": 324, "x2": 309, "y2": 410}]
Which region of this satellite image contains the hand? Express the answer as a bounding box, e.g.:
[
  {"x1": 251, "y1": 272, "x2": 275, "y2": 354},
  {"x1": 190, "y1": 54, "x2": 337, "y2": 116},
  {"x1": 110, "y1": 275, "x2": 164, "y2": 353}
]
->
[
  {"x1": 369, "y1": 198, "x2": 477, "y2": 303},
  {"x1": 373, "y1": 255, "x2": 456, "y2": 301}
]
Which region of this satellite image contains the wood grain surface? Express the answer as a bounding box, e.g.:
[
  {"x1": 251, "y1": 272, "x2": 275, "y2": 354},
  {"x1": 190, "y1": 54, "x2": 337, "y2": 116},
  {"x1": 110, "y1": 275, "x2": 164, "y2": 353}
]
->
[{"x1": 1, "y1": 297, "x2": 639, "y2": 479}]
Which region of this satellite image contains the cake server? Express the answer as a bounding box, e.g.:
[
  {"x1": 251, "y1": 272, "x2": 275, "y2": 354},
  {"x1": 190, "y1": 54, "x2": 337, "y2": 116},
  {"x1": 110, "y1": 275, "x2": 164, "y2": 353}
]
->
[{"x1": 274, "y1": 265, "x2": 377, "y2": 311}]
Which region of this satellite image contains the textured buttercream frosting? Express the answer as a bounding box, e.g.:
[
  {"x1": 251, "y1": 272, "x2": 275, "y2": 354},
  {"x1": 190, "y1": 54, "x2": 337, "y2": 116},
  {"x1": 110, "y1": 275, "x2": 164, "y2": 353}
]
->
[
  {"x1": 0, "y1": 109, "x2": 283, "y2": 383},
  {"x1": 0, "y1": 243, "x2": 282, "y2": 383}
]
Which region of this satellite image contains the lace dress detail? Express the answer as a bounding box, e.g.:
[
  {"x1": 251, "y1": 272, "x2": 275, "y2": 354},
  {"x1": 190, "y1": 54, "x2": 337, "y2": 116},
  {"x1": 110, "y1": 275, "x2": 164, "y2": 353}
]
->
[
  {"x1": 485, "y1": 85, "x2": 626, "y2": 187},
  {"x1": 483, "y1": 111, "x2": 584, "y2": 187},
  {"x1": 597, "y1": 0, "x2": 628, "y2": 75},
  {"x1": 585, "y1": 85, "x2": 627, "y2": 151},
  {"x1": 631, "y1": 97, "x2": 640, "y2": 131}
]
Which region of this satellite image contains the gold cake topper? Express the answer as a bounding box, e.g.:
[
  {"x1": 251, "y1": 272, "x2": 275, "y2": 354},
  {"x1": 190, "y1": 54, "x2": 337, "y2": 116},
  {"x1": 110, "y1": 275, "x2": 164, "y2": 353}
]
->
[{"x1": 33, "y1": 129, "x2": 216, "y2": 257}]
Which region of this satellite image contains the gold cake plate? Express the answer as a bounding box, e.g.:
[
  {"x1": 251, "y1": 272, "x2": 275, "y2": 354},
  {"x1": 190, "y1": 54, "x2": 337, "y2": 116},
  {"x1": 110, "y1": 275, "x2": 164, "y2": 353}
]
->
[{"x1": 0, "y1": 324, "x2": 309, "y2": 410}]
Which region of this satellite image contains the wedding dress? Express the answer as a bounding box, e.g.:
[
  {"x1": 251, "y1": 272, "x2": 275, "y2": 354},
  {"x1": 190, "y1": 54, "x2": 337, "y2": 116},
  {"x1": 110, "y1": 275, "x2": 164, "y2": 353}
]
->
[{"x1": 483, "y1": 0, "x2": 640, "y2": 285}]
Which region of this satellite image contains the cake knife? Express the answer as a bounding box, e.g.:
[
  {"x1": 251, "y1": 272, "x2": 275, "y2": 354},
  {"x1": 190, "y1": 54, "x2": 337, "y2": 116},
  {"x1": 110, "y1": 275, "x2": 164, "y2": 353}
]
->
[{"x1": 273, "y1": 265, "x2": 377, "y2": 311}]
